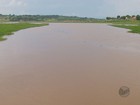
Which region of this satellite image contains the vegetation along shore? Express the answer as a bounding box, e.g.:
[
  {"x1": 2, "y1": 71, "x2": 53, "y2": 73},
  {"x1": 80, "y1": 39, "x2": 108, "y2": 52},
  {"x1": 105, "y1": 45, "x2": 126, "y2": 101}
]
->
[
  {"x1": 0, "y1": 23, "x2": 48, "y2": 41},
  {"x1": 0, "y1": 14, "x2": 140, "y2": 41},
  {"x1": 107, "y1": 15, "x2": 140, "y2": 34},
  {"x1": 112, "y1": 24, "x2": 140, "y2": 34}
]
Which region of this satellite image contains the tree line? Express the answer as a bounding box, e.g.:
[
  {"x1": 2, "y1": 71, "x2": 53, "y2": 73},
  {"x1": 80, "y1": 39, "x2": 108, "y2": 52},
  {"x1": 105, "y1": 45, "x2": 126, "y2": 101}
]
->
[
  {"x1": 106, "y1": 15, "x2": 140, "y2": 20},
  {"x1": 0, "y1": 14, "x2": 98, "y2": 22}
]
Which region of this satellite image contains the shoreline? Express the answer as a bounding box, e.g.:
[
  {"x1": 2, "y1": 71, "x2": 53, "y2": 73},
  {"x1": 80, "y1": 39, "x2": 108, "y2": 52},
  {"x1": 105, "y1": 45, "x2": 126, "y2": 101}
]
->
[{"x1": 0, "y1": 22, "x2": 48, "y2": 41}]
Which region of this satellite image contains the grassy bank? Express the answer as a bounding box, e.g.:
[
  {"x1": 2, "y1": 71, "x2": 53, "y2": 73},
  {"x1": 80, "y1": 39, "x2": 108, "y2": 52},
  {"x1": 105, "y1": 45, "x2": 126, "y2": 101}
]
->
[
  {"x1": 112, "y1": 24, "x2": 140, "y2": 34},
  {"x1": 108, "y1": 20, "x2": 140, "y2": 34},
  {"x1": 0, "y1": 23, "x2": 48, "y2": 41}
]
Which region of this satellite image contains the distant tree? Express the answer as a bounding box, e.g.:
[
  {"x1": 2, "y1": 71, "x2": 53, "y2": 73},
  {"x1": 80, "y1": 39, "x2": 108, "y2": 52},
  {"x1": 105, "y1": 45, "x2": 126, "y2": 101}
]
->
[
  {"x1": 120, "y1": 16, "x2": 126, "y2": 20},
  {"x1": 117, "y1": 15, "x2": 121, "y2": 19},
  {"x1": 106, "y1": 17, "x2": 113, "y2": 20},
  {"x1": 106, "y1": 17, "x2": 116, "y2": 20},
  {"x1": 126, "y1": 15, "x2": 131, "y2": 19},
  {"x1": 136, "y1": 15, "x2": 140, "y2": 20}
]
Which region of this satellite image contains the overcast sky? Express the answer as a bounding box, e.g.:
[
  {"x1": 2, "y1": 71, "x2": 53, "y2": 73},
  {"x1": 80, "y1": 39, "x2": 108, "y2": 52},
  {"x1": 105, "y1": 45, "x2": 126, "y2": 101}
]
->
[{"x1": 0, "y1": 0, "x2": 140, "y2": 18}]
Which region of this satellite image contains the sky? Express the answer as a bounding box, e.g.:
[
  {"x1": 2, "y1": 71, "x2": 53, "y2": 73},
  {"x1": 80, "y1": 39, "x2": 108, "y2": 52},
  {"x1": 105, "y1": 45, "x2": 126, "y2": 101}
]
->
[{"x1": 0, "y1": 0, "x2": 140, "y2": 18}]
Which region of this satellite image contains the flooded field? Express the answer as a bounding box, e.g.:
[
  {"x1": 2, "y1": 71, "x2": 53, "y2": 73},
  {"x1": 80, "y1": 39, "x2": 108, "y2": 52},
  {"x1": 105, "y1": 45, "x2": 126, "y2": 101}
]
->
[{"x1": 0, "y1": 23, "x2": 140, "y2": 105}]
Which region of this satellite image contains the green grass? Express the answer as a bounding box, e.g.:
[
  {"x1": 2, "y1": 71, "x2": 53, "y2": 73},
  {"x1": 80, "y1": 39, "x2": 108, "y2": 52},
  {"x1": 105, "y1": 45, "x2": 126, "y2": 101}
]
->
[
  {"x1": 108, "y1": 20, "x2": 140, "y2": 34},
  {"x1": 112, "y1": 24, "x2": 140, "y2": 34},
  {"x1": 0, "y1": 23, "x2": 48, "y2": 41},
  {"x1": 95, "y1": 19, "x2": 140, "y2": 34}
]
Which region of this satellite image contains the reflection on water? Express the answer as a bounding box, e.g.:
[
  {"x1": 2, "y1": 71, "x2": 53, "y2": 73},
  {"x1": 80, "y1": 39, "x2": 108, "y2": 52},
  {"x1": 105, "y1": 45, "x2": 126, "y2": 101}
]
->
[{"x1": 0, "y1": 23, "x2": 140, "y2": 105}]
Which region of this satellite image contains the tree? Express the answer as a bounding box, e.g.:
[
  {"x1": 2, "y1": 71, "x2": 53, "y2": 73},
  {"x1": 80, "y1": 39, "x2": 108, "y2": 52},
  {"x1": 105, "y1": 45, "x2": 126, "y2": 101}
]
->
[
  {"x1": 136, "y1": 15, "x2": 140, "y2": 20},
  {"x1": 120, "y1": 16, "x2": 126, "y2": 20},
  {"x1": 117, "y1": 15, "x2": 121, "y2": 19},
  {"x1": 126, "y1": 15, "x2": 131, "y2": 19}
]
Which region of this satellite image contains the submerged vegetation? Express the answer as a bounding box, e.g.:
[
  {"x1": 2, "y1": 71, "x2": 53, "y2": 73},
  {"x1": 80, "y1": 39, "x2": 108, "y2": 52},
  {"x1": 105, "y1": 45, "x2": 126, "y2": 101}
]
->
[{"x1": 0, "y1": 23, "x2": 48, "y2": 41}]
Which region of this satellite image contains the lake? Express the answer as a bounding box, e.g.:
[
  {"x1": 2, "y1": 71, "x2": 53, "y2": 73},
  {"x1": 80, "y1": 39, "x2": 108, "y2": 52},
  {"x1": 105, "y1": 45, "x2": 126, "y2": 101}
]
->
[{"x1": 0, "y1": 23, "x2": 140, "y2": 105}]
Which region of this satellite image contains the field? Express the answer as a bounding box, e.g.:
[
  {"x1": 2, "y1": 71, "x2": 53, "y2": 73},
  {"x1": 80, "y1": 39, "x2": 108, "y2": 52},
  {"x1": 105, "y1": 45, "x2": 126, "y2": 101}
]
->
[
  {"x1": 112, "y1": 24, "x2": 140, "y2": 34},
  {"x1": 0, "y1": 23, "x2": 48, "y2": 41}
]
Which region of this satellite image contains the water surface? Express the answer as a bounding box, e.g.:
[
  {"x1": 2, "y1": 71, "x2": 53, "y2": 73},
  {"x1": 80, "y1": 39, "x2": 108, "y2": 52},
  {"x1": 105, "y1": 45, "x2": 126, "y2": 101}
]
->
[{"x1": 0, "y1": 23, "x2": 140, "y2": 105}]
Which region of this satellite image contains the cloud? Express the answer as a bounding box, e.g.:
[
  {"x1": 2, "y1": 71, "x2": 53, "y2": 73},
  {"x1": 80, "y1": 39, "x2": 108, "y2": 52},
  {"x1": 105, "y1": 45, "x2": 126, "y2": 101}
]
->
[
  {"x1": 103, "y1": 0, "x2": 140, "y2": 15},
  {"x1": 0, "y1": 0, "x2": 139, "y2": 17},
  {"x1": 0, "y1": 0, "x2": 27, "y2": 14},
  {"x1": 8, "y1": 0, "x2": 27, "y2": 7}
]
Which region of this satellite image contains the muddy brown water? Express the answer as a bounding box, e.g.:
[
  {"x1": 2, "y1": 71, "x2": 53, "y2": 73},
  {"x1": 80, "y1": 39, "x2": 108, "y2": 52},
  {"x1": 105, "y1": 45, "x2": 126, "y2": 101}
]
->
[{"x1": 0, "y1": 23, "x2": 140, "y2": 105}]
